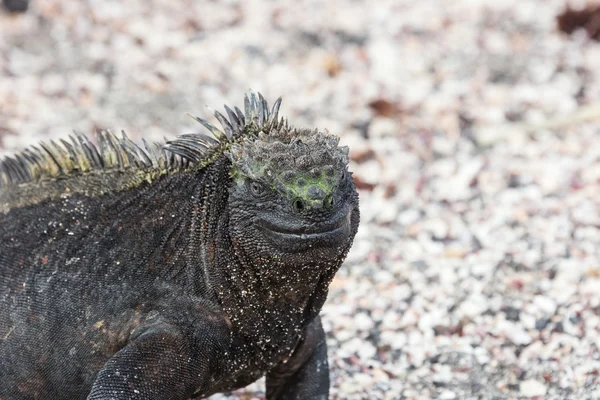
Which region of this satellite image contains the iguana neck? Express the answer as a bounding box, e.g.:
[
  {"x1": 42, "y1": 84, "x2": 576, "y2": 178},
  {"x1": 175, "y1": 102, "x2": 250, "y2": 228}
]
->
[
  {"x1": 187, "y1": 156, "x2": 337, "y2": 353},
  {"x1": 214, "y1": 235, "x2": 335, "y2": 357},
  {"x1": 197, "y1": 170, "x2": 333, "y2": 340},
  {"x1": 221, "y1": 248, "x2": 335, "y2": 325}
]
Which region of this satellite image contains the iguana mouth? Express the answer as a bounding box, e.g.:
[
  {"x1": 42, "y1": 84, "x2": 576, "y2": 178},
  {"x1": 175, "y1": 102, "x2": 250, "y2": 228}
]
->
[{"x1": 257, "y1": 210, "x2": 352, "y2": 247}]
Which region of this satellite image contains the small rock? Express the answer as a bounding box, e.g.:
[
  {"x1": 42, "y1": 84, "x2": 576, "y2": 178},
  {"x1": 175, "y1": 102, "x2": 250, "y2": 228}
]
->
[
  {"x1": 508, "y1": 326, "x2": 532, "y2": 346},
  {"x1": 432, "y1": 365, "x2": 453, "y2": 384},
  {"x1": 399, "y1": 308, "x2": 418, "y2": 328},
  {"x1": 354, "y1": 312, "x2": 374, "y2": 331},
  {"x1": 397, "y1": 210, "x2": 420, "y2": 228},
  {"x1": 368, "y1": 117, "x2": 398, "y2": 137},
  {"x1": 502, "y1": 306, "x2": 521, "y2": 322},
  {"x1": 533, "y1": 296, "x2": 557, "y2": 316},
  {"x1": 520, "y1": 379, "x2": 547, "y2": 397},
  {"x1": 438, "y1": 390, "x2": 457, "y2": 400},
  {"x1": 535, "y1": 317, "x2": 550, "y2": 331},
  {"x1": 356, "y1": 341, "x2": 377, "y2": 359}
]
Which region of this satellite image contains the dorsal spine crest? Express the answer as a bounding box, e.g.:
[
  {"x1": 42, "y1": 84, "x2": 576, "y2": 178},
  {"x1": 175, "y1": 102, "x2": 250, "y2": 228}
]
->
[{"x1": 0, "y1": 90, "x2": 283, "y2": 189}]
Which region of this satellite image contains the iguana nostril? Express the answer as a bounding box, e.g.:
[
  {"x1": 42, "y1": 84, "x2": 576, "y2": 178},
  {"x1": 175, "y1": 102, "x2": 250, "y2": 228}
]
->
[
  {"x1": 324, "y1": 195, "x2": 334, "y2": 208},
  {"x1": 293, "y1": 198, "x2": 305, "y2": 213}
]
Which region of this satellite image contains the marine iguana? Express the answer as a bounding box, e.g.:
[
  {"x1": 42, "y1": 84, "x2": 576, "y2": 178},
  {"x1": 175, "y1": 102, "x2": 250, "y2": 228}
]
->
[{"x1": 0, "y1": 91, "x2": 360, "y2": 399}]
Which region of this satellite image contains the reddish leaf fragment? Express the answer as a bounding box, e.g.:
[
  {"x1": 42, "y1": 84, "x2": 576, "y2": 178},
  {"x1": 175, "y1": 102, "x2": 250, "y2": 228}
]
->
[
  {"x1": 368, "y1": 99, "x2": 402, "y2": 117},
  {"x1": 557, "y1": 5, "x2": 600, "y2": 40},
  {"x1": 352, "y1": 175, "x2": 375, "y2": 191},
  {"x1": 349, "y1": 148, "x2": 376, "y2": 163}
]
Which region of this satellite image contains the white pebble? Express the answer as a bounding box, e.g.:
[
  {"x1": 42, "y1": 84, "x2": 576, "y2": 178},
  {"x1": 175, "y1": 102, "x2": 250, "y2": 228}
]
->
[{"x1": 520, "y1": 379, "x2": 547, "y2": 397}]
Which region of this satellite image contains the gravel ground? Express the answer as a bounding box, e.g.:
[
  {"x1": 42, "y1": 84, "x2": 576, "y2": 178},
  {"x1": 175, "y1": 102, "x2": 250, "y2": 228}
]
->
[{"x1": 2, "y1": 1, "x2": 600, "y2": 399}]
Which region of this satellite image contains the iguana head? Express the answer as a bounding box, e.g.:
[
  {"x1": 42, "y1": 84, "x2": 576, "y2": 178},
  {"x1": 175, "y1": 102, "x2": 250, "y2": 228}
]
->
[
  {"x1": 226, "y1": 125, "x2": 359, "y2": 264},
  {"x1": 165, "y1": 91, "x2": 359, "y2": 272},
  {"x1": 158, "y1": 93, "x2": 354, "y2": 271}
]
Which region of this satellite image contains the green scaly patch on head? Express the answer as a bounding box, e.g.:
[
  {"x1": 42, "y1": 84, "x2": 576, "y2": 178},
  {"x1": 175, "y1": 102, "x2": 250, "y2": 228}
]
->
[{"x1": 228, "y1": 127, "x2": 349, "y2": 208}]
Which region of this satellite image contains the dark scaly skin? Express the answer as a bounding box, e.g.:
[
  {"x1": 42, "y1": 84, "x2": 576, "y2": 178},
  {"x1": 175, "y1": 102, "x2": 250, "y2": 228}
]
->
[{"x1": 0, "y1": 133, "x2": 360, "y2": 399}]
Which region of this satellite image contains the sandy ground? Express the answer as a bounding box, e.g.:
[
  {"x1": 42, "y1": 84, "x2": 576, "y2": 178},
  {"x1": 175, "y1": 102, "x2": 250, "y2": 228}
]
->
[{"x1": 2, "y1": 1, "x2": 600, "y2": 399}]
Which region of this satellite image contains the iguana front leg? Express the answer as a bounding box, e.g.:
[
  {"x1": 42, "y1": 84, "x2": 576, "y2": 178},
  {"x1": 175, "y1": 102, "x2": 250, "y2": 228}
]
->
[
  {"x1": 266, "y1": 317, "x2": 329, "y2": 400},
  {"x1": 87, "y1": 323, "x2": 228, "y2": 400}
]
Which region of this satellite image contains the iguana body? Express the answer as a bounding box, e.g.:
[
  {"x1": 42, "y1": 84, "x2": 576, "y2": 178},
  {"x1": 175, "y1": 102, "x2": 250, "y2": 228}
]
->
[{"x1": 0, "y1": 92, "x2": 360, "y2": 399}]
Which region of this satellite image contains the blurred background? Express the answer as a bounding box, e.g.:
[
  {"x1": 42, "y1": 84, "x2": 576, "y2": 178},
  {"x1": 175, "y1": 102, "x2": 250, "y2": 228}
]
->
[{"x1": 2, "y1": 0, "x2": 600, "y2": 399}]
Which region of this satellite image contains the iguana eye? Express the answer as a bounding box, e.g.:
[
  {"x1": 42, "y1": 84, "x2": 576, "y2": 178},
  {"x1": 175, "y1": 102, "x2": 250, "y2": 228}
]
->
[{"x1": 250, "y1": 181, "x2": 265, "y2": 197}]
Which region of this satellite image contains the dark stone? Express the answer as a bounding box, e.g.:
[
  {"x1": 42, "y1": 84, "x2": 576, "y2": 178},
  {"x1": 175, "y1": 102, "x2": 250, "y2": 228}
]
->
[
  {"x1": 535, "y1": 317, "x2": 550, "y2": 331},
  {"x1": 3, "y1": 0, "x2": 29, "y2": 12},
  {"x1": 502, "y1": 306, "x2": 521, "y2": 322}
]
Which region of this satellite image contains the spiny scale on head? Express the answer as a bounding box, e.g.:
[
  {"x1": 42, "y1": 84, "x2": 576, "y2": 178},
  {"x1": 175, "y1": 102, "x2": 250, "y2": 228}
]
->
[
  {"x1": 0, "y1": 90, "x2": 284, "y2": 189},
  {"x1": 228, "y1": 127, "x2": 350, "y2": 203},
  {"x1": 229, "y1": 128, "x2": 347, "y2": 179}
]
